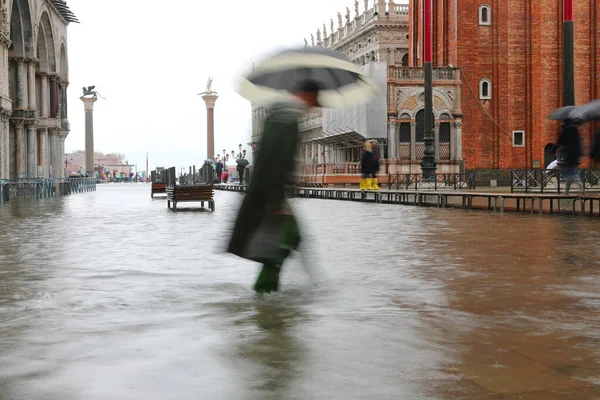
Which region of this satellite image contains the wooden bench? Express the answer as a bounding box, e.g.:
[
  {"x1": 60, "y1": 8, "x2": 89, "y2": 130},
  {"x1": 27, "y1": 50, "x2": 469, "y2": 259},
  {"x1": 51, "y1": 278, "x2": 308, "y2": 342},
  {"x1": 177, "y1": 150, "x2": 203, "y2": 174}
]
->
[
  {"x1": 166, "y1": 185, "x2": 214, "y2": 211},
  {"x1": 151, "y1": 182, "x2": 166, "y2": 198},
  {"x1": 164, "y1": 166, "x2": 215, "y2": 211}
]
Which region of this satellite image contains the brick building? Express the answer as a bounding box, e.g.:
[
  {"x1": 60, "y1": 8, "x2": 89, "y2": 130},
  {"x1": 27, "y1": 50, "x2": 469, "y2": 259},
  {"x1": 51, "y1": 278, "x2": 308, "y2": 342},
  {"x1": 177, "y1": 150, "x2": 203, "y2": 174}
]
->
[
  {"x1": 250, "y1": 0, "x2": 599, "y2": 186},
  {"x1": 409, "y1": 0, "x2": 600, "y2": 173}
]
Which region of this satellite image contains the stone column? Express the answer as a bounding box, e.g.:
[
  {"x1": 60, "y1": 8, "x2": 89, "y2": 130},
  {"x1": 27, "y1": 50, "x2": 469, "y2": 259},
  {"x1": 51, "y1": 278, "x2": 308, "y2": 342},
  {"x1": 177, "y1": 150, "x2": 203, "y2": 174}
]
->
[
  {"x1": 40, "y1": 73, "x2": 48, "y2": 117},
  {"x1": 201, "y1": 93, "x2": 218, "y2": 159},
  {"x1": 80, "y1": 96, "x2": 97, "y2": 173},
  {"x1": 16, "y1": 59, "x2": 26, "y2": 109},
  {"x1": 454, "y1": 120, "x2": 463, "y2": 160},
  {"x1": 15, "y1": 120, "x2": 25, "y2": 175},
  {"x1": 50, "y1": 76, "x2": 58, "y2": 117},
  {"x1": 434, "y1": 122, "x2": 440, "y2": 160},
  {"x1": 410, "y1": 121, "x2": 417, "y2": 162},
  {"x1": 27, "y1": 61, "x2": 36, "y2": 110},
  {"x1": 38, "y1": 127, "x2": 49, "y2": 177},
  {"x1": 387, "y1": 121, "x2": 398, "y2": 159},
  {"x1": 48, "y1": 129, "x2": 58, "y2": 178},
  {"x1": 26, "y1": 122, "x2": 37, "y2": 177},
  {"x1": 0, "y1": 112, "x2": 7, "y2": 179},
  {"x1": 58, "y1": 132, "x2": 66, "y2": 178}
]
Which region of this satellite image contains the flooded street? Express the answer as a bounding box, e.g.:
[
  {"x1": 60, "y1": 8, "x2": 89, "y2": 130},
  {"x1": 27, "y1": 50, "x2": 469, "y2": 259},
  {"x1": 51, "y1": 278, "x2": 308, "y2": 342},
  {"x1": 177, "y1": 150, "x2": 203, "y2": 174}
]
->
[{"x1": 1, "y1": 184, "x2": 600, "y2": 399}]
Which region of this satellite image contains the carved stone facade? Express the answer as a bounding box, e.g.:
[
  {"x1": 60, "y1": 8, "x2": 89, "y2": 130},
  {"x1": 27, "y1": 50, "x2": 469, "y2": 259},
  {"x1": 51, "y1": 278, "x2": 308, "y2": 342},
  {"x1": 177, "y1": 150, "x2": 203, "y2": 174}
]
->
[
  {"x1": 0, "y1": 0, "x2": 75, "y2": 179},
  {"x1": 251, "y1": 1, "x2": 464, "y2": 184}
]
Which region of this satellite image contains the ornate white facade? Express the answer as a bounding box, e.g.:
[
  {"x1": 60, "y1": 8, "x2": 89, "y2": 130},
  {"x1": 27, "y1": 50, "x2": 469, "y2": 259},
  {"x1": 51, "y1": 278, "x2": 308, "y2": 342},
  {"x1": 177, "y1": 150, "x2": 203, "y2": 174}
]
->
[
  {"x1": 252, "y1": 0, "x2": 463, "y2": 180},
  {"x1": 0, "y1": 0, "x2": 76, "y2": 179}
]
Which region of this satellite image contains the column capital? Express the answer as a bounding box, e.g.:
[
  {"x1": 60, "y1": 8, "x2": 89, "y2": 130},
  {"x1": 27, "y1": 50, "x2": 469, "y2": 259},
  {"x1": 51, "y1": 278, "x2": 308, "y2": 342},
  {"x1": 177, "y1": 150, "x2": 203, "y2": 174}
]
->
[
  {"x1": 48, "y1": 127, "x2": 60, "y2": 135},
  {"x1": 453, "y1": 120, "x2": 462, "y2": 128},
  {"x1": 12, "y1": 119, "x2": 25, "y2": 128},
  {"x1": 201, "y1": 93, "x2": 219, "y2": 109},
  {"x1": 25, "y1": 120, "x2": 38, "y2": 129},
  {"x1": 0, "y1": 109, "x2": 11, "y2": 121},
  {"x1": 80, "y1": 96, "x2": 97, "y2": 110}
]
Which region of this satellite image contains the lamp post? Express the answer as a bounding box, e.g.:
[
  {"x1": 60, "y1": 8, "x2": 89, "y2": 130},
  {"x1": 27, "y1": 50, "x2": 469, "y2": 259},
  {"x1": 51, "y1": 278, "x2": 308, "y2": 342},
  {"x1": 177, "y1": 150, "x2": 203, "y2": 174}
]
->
[
  {"x1": 557, "y1": 0, "x2": 576, "y2": 169},
  {"x1": 563, "y1": 0, "x2": 574, "y2": 107},
  {"x1": 420, "y1": 0, "x2": 437, "y2": 180}
]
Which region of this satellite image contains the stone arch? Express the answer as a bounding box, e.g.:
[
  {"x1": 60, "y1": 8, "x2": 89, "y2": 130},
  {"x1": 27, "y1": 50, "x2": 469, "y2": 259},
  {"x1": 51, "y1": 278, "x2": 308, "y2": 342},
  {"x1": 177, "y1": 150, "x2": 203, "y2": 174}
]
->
[
  {"x1": 401, "y1": 53, "x2": 408, "y2": 66},
  {"x1": 9, "y1": 0, "x2": 34, "y2": 57},
  {"x1": 59, "y1": 41, "x2": 68, "y2": 81},
  {"x1": 36, "y1": 11, "x2": 56, "y2": 73}
]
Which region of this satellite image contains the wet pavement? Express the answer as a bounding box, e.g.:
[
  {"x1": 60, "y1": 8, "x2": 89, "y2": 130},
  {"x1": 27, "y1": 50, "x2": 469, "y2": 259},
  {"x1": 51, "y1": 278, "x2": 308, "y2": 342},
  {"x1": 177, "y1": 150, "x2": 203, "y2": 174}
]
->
[{"x1": 0, "y1": 184, "x2": 599, "y2": 399}]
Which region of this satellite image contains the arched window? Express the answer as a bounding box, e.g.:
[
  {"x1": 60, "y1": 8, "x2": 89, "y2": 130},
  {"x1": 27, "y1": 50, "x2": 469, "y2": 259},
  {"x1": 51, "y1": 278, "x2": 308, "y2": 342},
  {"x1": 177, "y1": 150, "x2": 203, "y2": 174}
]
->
[
  {"x1": 479, "y1": 79, "x2": 492, "y2": 100},
  {"x1": 479, "y1": 5, "x2": 491, "y2": 25}
]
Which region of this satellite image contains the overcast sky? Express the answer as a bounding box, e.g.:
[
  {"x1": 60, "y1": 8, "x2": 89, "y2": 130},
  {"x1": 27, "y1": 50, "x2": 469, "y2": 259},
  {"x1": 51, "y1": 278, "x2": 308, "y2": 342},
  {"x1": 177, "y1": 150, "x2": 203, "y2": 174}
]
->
[{"x1": 64, "y1": 0, "x2": 387, "y2": 171}]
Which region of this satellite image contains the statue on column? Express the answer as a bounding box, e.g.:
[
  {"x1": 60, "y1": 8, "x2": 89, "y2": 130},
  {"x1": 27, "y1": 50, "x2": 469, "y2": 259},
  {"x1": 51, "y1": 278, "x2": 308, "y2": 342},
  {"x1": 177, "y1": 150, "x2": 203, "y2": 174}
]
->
[
  {"x1": 316, "y1": 29, "x2": 321, "y2": 43},
  {"x1": 323, "y1": 23, "x2": 327, "y2": 38},
  {"x1": 364, "y1": 0, "x2": 369, "y2": 12},
  {"x1": 311, "y1": 34, "x2": 315, "y2": 47},
  {"x1": 82, "y1": 85, "x2": 104, "y2": 99},
  {"x1": 337, "y1": 12, "x2": 342, "y2": 28},
  {"x1": 346, "y1": 7, "x2": 351, "y2": 24},
  {"x1": 355, "y1": 0, "x2": 360, "y2": 18},
  {"x1": 304, "y1": 38, "x2": 308, "y2": 47},
  {"x1": 206, "y1": 77, "x2": 213, "y2": 93},
  {"x1": 330, "y1": 19, "x2": 334, "y2": 34}
]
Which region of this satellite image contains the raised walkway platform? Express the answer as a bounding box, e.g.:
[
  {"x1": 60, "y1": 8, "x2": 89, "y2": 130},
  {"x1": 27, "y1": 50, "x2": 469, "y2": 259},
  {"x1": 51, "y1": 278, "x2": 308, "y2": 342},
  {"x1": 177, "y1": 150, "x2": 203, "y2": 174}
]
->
[{"x1": 214, "y1": 184, "x2": 600, "y2": 217}]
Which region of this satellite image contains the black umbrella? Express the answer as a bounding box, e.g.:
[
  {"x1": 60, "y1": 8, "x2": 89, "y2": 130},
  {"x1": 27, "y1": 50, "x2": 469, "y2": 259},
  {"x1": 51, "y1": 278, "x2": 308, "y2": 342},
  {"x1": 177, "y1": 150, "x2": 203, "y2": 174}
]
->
[
  {"x1": 238, "y1": 47, "x2": 378, "y2": 109},
  {"x1": 569, "y1": 99, "x2": 600, "y2": 125},
  {"x1": 236, "y1": 158, "x2": 249, "y2": 167},
  {"x1": 548, "y1": 106, "x2": 576, "y2": 121}
]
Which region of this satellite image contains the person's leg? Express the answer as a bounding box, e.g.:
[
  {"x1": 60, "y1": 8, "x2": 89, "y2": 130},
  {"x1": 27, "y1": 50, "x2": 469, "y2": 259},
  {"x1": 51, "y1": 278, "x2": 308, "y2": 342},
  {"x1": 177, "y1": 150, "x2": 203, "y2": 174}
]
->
[
  {"x1": 360, "y1": 174, "x2": 367, "y2": 190},
  {"x1": 372, "y1": 173, "x2": 380, "y2": 190},
  {"x1": 254, "y1": 215, "x2": 300, "y2": 293}
]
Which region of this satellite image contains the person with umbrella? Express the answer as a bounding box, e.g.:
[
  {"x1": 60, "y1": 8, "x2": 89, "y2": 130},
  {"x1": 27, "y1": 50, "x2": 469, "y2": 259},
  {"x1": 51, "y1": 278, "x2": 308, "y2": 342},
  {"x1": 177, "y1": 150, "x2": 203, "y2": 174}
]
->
[
  {"x1": 227, "y1": 46, "x2": 377, "y2": 293},
  {"x1": 236, "y1": 150, "x2": 249, "y2": 185},
  {"x1": 557, "y1": 120, "x2": 582, "y2": 194}
]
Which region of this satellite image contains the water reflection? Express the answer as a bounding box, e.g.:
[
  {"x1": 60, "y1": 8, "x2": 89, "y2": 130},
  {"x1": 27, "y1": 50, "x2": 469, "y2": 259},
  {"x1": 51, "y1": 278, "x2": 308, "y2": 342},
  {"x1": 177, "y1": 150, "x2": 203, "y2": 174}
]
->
[{"x1": 0, "y1": 185, "x2": 598, "y2": 399}]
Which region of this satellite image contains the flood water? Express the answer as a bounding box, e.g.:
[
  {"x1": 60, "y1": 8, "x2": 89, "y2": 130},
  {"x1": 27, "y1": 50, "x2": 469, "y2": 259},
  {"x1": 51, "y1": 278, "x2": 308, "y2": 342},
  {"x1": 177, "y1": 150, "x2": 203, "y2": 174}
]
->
[{"x1": 1, "y1": 184, "x2": 599, "y2": 399}]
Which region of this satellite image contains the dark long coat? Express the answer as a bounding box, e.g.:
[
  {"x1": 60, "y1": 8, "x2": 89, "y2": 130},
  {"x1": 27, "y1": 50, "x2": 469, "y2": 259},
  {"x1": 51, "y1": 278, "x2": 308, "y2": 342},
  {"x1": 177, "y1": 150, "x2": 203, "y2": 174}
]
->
[{"x1": 227, "y1": 101, "x2": 304, "y2": 261}]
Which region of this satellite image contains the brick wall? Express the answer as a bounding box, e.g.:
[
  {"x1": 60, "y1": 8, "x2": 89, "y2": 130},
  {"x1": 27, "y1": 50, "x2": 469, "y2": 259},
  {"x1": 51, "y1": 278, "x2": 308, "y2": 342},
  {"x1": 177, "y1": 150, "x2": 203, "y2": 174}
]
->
[{"x1": 409, "y1": 0, "x2": 600, "y2": 171}]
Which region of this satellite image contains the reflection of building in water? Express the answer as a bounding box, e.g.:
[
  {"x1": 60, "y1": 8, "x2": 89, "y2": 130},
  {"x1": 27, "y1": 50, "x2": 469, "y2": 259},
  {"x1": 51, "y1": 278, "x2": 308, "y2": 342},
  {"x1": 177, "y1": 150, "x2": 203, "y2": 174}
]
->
[
  {"x1": 0, "y1": 0, "x2": 78, "y2": 179},
  {"x1": 65, "y1": 150, "x2": 131, "y2": 176}
]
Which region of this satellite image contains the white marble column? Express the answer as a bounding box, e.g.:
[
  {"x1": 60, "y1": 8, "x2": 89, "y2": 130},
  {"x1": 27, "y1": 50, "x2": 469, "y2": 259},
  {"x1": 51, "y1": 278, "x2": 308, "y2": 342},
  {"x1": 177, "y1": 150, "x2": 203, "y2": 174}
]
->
[
  {"x1": 454, "y1": 120, "x2": 463, "y2": 160},
  {"x1": 40, "y1": 73, "x2": 48, "y2": 117},
  {"x1": 27, "y1": 123, "x2": 37, "y2": 177},
  {"x1": 27, "y1": 61, "x2": 36, "y2": 110},
  {"x1": 410, "y1": 122, "x2": 417, "y2": 162},
  {"x1": 15, "y1": 120, "x2": 26, "y2": 175},
  {"x1": 38, "y1": 128, "x2": 49, "y2": 177},
  {"x1": 434, "y1": 122, "x2": 440, "y2": 161},
  {"x1": 387, "y1": 122, "x2": 398, "y2": 159}
]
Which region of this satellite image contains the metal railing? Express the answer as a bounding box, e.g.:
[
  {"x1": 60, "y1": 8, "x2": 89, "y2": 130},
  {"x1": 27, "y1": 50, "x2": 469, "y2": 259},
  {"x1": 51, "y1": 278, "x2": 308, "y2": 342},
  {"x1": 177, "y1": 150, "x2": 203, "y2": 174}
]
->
[
  {"x1": 511, "y1": 169, "x2": 600, "y2": 193},
  {"x1": 0, "y1": 177, "x2": 96, "y2": 203},
  {"x1": 387, "y1": 173, "x2": 476, "y2": 191}
]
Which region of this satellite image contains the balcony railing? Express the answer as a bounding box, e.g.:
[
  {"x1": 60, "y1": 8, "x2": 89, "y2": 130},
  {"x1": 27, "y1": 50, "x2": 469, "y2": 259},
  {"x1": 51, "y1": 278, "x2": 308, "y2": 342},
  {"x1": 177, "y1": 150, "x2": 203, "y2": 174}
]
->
[
  {"x1": 388, "y1": 67, "x2": 460, "y2": 81},
  {"x1": 393, "y1": 5, "x2": 409, "y2": 15}
]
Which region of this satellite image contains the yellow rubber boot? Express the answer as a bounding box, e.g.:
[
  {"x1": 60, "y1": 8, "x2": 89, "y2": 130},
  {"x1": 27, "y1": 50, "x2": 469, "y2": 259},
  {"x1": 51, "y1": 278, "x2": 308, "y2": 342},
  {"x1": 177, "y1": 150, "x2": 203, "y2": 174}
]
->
[
  {"x1": 365, "y1": 178, "x2": 375, "y2": 190},
  {"x1": 372, "y1": 178, "x2": 380, "y2": 190},
  {"x1": 359, "y1": 178, "x2": 367, "y2": 190}
]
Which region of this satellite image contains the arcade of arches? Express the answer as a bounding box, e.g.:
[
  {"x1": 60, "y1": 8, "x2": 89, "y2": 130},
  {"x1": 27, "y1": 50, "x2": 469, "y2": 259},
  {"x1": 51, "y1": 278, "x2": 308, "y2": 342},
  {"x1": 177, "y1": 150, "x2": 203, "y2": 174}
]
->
[{"x1": 0, "y1": 0, "x2": 75, "y2": 179}]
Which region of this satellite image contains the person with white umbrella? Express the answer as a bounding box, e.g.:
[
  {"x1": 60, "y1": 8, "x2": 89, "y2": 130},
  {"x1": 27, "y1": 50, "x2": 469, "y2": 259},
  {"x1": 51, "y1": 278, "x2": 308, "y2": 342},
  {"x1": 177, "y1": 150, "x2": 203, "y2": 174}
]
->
[{"x1": 227, "y1": 46, "x2": 377, "y2": 293}]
